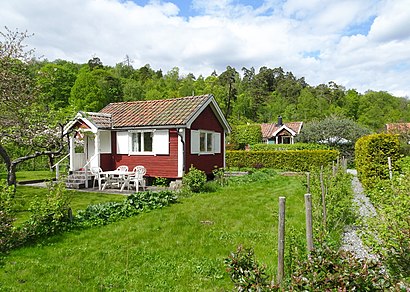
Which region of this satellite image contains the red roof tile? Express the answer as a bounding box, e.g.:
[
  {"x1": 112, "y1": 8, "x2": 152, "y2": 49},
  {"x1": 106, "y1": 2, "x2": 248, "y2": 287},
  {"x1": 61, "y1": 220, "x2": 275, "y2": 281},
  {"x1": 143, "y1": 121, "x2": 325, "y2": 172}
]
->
[
  {"x1": 99, "y1": 95, "x2": 212, "y2": 128},
  {"x1": 261, "y1": 121, "x2": 303, "y2": 138},
  {"x1": 386, "y1": 123, "x2": 410, "y2": 133}
]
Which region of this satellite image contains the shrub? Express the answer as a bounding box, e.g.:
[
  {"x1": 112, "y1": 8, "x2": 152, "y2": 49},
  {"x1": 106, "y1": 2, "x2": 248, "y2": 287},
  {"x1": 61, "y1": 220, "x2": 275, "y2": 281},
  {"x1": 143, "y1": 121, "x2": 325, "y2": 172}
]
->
[
  {"x1": 291, "y1": 244, "x2": 394, "y2": 291},
  {"x1": 18, "y1": 182, "x2": 71, "y2": 243},
  {"x1": 225, "y1": 245, "x2": 276, "y2": 290},
  {"x1": 230, "y1": 124, "x2": 262, "y2": 149},
  {"x1": 362, "y1": 167, "x2": 410, "y2": 280},
  {"x1": 0, "y1": 180, "x2": 16, "y2": 253},
  {"x1": 75, "y1": 191, "x2": 178, "y2": 227},
  {"x1": 226, "y1": 150, "x2": 339, "y2": 171},
  {"x1": 355, "y1": 133, "x2": 401, "y2": 188},
  {"x1": 182, "y1": 166, "x2": 207, "y2": 193}
]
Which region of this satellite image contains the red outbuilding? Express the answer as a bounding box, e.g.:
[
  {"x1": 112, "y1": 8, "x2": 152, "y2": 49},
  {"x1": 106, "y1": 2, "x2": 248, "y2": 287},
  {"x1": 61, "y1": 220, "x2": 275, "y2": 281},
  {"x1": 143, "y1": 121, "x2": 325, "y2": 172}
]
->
[{"x1": 63, "y1": 94, "x2": 231, "y2": 182}]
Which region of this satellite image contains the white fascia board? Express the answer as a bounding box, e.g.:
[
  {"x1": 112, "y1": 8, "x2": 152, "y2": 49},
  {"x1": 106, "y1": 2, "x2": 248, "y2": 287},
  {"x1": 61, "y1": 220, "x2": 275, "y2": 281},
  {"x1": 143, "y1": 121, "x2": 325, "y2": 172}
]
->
[
  {"x1": 186, "y1": 95, "x2": 231, "y2": 133},
  {"x1": 272, "y1": 125, "x2": 297, "y2": 137},
  {"x1": 63, "y1": 112, "x2": 98, "y2": 135},
  {"x1": 297, "y1": 122, "x2": 303, "y2": 134}
]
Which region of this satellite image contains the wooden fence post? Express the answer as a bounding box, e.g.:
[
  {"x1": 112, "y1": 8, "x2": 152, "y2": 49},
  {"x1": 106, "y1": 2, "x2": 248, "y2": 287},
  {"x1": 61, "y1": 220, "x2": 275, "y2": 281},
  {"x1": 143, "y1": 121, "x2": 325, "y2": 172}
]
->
[
  {"x1": 277, "y1": 196, "x2": 286, "y2": 284},
  {"x1": 388, "y1": 157, "x2": 393, "y2": 180},
  {"x1": 320, "y1": 166, "x2": 327, "y2": 228},
  {"x1": 305, "y1": 193, "x2": 314, "y2": 252}
]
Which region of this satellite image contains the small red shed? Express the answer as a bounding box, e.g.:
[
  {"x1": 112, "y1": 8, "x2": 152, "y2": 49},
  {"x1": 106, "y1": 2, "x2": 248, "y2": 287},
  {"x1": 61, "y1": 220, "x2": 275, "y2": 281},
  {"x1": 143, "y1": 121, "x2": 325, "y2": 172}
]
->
[{"x1": 64, "y1": 94, "x2": 231, "y2": 179}]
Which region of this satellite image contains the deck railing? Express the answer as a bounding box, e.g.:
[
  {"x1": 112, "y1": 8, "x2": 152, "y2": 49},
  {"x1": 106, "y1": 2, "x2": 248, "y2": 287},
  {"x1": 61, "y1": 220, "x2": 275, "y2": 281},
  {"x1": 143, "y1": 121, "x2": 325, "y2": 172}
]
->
[{"x1": 51, "y1": 153, "x2": 69, "y2": 181}]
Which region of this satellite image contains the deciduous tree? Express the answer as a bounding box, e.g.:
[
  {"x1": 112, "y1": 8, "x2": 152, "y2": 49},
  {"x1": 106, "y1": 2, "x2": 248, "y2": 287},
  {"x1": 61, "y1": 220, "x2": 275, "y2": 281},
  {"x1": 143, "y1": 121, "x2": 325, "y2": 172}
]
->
[{"x1": 0, "y1": 27, "x2": 66, "y2": 187}]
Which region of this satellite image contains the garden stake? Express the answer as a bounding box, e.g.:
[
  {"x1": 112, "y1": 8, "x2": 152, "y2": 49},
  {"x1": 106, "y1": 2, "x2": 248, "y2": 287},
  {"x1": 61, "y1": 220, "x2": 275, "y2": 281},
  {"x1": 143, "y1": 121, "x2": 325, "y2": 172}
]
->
[
  {"x1": 304, "y1": 193, "x2": 314, "y2": 253},
  {"x1": 277, "y1": 196, "x2": 286, "y2": 284}
]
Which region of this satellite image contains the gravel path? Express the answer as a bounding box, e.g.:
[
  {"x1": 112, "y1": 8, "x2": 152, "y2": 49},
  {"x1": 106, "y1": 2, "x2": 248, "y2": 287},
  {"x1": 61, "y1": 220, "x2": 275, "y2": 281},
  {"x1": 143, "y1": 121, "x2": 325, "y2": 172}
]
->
[{"x1": 341, "y1": 169, "x2": 379, "y2": 261}]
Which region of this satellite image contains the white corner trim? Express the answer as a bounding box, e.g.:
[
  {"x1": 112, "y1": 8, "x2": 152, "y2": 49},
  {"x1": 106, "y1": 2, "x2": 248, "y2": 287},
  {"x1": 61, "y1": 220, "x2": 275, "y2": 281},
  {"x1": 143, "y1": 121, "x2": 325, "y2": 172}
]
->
[{"x1": 272, "y1": 125, "x2": 297, "y2": 137}]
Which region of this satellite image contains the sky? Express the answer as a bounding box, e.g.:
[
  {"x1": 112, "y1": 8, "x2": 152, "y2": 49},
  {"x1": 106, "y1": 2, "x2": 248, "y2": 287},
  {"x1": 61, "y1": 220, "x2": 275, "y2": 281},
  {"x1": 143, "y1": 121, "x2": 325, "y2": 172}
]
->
[{"x1": 1, "y1": 0, "x2": 410, "y2": 97}]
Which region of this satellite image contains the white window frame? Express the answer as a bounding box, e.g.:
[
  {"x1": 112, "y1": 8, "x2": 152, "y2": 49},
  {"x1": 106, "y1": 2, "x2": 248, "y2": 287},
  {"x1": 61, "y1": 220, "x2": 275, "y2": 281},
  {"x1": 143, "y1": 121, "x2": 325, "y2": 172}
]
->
[
  {"x1": 129, "y1": 130, "x2": 154, "y2": 155},
  {"x1": 191, "y1": 130, "x2": 221, "y2": 155}
]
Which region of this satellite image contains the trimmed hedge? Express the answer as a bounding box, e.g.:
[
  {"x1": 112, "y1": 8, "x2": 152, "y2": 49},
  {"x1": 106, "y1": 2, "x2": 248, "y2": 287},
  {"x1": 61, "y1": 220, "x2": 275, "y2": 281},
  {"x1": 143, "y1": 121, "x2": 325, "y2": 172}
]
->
[
  {"x1": 355, "y1": 133, "x2": 401, "y2": 189},
  {"x1": 250, "y1": 143, "x2": 330, "y2": 151},
  {"x1": 226, "y1": 150, "x2": 339, "y2": 171}
]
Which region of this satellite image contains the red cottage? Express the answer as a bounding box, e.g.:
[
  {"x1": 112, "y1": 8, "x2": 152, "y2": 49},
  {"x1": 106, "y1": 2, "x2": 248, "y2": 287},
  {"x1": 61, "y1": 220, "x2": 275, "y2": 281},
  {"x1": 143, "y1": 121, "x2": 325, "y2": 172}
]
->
[{"x1": 63, "y1": 94, "x2": 231, "y2": 181}]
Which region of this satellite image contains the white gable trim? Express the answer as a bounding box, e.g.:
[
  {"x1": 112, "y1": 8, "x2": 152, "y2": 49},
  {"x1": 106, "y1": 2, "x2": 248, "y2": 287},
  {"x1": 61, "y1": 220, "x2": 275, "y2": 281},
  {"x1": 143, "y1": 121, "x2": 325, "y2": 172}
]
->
[
  {"x1": 272, "y1": 125, "x2": 297, "y2": 137},
  {"x1": 63, "y1": 112, "x2": 98, "y2": 134}
]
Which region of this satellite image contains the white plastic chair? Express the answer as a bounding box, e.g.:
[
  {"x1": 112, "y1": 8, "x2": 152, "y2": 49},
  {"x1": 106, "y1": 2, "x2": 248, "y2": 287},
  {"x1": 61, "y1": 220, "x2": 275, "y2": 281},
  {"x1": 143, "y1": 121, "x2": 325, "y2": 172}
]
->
[
  {"x1": 129, "y1": 165, "x2": 146, "y2": 192},
  {"x1": 116, "y1": 165, "x2": 129, "y2": 172},
  {"x1": 90, "y1": 167, "x2": 106, "y2": 190}
]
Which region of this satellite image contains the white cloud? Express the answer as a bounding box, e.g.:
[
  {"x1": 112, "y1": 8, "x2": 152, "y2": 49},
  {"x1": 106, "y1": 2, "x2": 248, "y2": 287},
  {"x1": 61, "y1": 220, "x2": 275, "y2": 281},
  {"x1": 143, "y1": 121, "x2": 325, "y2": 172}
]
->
[{"x1": 0, "y1": 0, "x2": 409, "y2": 97}]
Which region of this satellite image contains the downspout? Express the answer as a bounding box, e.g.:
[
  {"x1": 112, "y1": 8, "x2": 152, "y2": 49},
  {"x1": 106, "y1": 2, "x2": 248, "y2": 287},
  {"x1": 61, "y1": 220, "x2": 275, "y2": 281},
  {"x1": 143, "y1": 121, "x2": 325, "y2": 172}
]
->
[{"x1": 177, "y1": 128, "x2": 185, "y2": 177}]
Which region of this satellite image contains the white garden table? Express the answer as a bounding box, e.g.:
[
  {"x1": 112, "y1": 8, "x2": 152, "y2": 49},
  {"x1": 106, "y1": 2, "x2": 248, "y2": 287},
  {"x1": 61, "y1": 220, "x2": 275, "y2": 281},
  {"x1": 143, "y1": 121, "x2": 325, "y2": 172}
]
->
[{"x1": 100, "y1": 170, "x2": 134, "y2": 192}]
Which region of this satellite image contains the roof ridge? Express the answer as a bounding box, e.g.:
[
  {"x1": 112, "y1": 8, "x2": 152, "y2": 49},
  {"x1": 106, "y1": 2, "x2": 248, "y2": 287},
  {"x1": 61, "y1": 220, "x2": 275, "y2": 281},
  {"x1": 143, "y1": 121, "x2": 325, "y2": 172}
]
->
[{"x1": 103, "y1": 94, "x2": 211, "y2": 107}]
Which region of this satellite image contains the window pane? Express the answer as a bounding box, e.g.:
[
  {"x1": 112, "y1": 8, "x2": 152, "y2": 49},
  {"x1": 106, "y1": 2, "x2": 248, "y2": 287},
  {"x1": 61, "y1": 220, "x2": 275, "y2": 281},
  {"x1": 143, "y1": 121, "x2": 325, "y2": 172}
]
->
[
  {"x1": 144, "y1": 132, "x2": 153, "y2": 152},
  {"x1": 207, "y1": 133, "x2": 213, "y2": 152},
  {"x1": 200, "y1": 132, "x2": 206, "y2": 152},
  {"x1": 132, "y1": 133, "x2": 139, "y2": 152}
]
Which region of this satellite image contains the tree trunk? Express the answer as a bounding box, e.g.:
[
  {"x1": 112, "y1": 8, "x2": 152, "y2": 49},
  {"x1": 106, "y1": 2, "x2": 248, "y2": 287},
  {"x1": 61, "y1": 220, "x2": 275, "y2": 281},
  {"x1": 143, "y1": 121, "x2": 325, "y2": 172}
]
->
[
  {"x1": 0, "y1": 144, "x2": 17, "y2": 193},
  {"x1": 8, "y1": 163, "x2": 17, "y2": 189}
]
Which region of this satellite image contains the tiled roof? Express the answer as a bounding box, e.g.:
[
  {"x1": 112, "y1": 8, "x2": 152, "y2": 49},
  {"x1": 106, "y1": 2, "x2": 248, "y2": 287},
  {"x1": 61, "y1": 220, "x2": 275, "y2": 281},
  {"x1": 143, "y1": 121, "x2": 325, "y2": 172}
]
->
[
  {"x1": 99, "y1": 95, "x2": 212, "y2": 128},
  {"x1": 85, "y1": 112, "x2": 113, "y2": 129},
  {"x1": 261, "y1": 122, "x2": 303, "y2": 138},
  {"x1": 386, "y1": 123, "x2": 410, "y2": 133}
]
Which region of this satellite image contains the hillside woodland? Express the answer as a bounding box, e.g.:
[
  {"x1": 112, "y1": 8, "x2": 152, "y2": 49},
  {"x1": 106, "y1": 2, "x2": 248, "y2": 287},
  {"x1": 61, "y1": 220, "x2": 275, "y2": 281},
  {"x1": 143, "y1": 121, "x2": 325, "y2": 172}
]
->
[{"x1": 36, "y1": 58, "x2": 410, "y2": 131}]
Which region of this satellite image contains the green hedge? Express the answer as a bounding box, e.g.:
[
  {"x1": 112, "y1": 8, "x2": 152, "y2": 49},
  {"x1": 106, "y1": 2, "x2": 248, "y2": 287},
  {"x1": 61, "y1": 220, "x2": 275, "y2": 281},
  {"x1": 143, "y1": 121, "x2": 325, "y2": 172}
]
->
[
  {"x1": 226, "y1": 150, "x2": 339, "y2": 171},
  {"x1": 250, "y1": 143, "x2": 330, "y2": 151},
  {"x1": 230, "y1": 124, "x2": 262, "y2": 149},
  {"x1": 355, "y1": 133, "x2": 401, "y2": 189}
]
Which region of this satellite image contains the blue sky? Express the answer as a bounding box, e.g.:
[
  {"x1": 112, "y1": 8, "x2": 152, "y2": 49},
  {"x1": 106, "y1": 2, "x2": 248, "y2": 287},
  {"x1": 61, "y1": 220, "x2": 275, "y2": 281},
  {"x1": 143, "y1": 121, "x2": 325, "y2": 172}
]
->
[{"x1": 1, "y1": 0, "x2": 410, "y2": 97}]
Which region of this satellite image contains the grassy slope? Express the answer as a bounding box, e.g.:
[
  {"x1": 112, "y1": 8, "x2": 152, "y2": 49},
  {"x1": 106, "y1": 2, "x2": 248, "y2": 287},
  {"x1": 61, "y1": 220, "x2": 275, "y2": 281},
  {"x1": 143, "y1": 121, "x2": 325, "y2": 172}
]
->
[{"x1": 0, "y1": 174, "x2": 306, "y2": 291}]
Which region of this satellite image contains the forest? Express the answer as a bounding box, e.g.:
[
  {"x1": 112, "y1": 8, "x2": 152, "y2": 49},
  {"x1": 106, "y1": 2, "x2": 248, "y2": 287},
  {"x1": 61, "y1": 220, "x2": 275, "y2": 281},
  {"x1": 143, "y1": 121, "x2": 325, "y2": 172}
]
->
[{"x1": 35, "y1": 56, "x2": 410, "y2": 131}]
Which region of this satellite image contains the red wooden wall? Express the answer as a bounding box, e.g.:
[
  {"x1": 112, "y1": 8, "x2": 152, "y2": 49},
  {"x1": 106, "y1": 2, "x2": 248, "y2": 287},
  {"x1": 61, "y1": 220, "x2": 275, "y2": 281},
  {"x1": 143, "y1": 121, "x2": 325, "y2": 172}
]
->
[
  {"x1": 185, "y1": 105, "x2": 225, "y2": 175},
  {"x1": 100, "y1": 129, "x2": 179, "y2": 178}
]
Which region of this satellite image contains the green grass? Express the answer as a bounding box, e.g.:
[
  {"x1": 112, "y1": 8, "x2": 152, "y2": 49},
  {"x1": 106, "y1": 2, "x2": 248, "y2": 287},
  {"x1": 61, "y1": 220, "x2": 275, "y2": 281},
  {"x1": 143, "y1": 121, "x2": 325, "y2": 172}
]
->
[
  {"x1": 0, "y1": 170, "x2": 56, "y2": 182},
  {"x1": 12, "y1": 186, "x2": 125, "y2": 225},
  {"x1": 1, "y1": 173, "x2": 306, "y2": 291}
]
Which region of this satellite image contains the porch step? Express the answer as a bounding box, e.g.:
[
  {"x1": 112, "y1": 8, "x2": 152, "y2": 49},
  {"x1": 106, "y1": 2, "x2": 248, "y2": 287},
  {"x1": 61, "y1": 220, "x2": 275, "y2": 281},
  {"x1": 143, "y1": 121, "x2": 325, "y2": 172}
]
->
[
  {"x1": 65, "y1": 170, "x2": 95, "y2": 189},
  {"x1": 66, "y1": 182, "x2": 86, "y2": 189}
]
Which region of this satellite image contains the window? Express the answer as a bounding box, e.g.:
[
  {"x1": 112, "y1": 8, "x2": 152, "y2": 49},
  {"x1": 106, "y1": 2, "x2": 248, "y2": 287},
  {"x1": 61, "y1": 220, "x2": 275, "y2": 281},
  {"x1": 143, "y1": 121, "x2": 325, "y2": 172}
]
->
[
  {"x1": 191, "y1": 130, "x2": 221, "y2": 154},
  {"x1": 116, "y1": 130, "x2": 169, "y2": 155},
  {"x1": 131, "y1": 131, "x2": 153, "y2": 153}
]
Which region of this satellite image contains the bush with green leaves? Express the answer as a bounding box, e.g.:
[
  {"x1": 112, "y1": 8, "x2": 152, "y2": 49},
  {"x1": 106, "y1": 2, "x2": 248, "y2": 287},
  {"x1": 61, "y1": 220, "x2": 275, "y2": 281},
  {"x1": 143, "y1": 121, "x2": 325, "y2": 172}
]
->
[
  {"x1": 361, "y1": 164, "x2": 410, "y2": 280},
  {"x1": 225, "y1": 245, "x2": 277, "y2": 291},
  {"x1": 182, "y1": 166, "x2": 207, "y2": 193},
  {"x1": 355, "y1": 133, "x2": 401, "y2": 188},
  {"x1": 75, "y1": 191, "x2": 178, "y2": 227},
  {"x1": 290, "y1": 244, "x2": 395, "y2": 291},
  {"x1": 226, "y1": 150, "x2": 339, "y2": 171},
  {"x1": 16, "y1": 183, "x2": 71, "y2": 246},
  {"x1": 230, "y1": 124, "x2": 262, "y2": 149},
  {"x1": 0, "y1": 180, "x2": 16, "y2": 254}
]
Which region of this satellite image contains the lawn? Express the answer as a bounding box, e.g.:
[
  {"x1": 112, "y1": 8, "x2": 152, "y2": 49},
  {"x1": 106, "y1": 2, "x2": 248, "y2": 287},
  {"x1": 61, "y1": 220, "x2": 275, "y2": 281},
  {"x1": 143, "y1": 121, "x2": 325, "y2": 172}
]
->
[
  {"x1": 0, "y1": 170, "x2": 56, "y2": 182},
  {"x1": 0, "y1": 172, "x2": 307, "y2": 291},
  {"x1": 11, "y1": 186, "x2": 125, "y2": 226}
]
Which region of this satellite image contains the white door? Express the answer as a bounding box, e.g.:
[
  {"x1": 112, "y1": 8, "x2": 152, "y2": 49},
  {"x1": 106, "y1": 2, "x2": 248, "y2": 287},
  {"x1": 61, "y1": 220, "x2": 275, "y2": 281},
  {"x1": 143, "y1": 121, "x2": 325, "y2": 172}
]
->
[{"x1": 86, "y1": 135, "x2": 99, "y2": 169}]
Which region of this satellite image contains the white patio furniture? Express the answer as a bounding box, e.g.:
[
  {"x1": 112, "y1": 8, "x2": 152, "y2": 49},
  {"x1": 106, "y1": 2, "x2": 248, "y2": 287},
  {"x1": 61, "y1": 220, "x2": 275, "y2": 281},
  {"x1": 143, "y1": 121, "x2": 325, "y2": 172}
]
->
[
  {"x1": 90, "y1": 167, "x2": 106, "y2": 190},
  {"x1": 116, "y1": 165, "x2": 129, "y2": 172},
  {"x1": 101, "y1": 169, "x2": 133, "y2": 191},
  {"x1": 128, "y1": 165, "x2": 147, "y2": 192}
]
